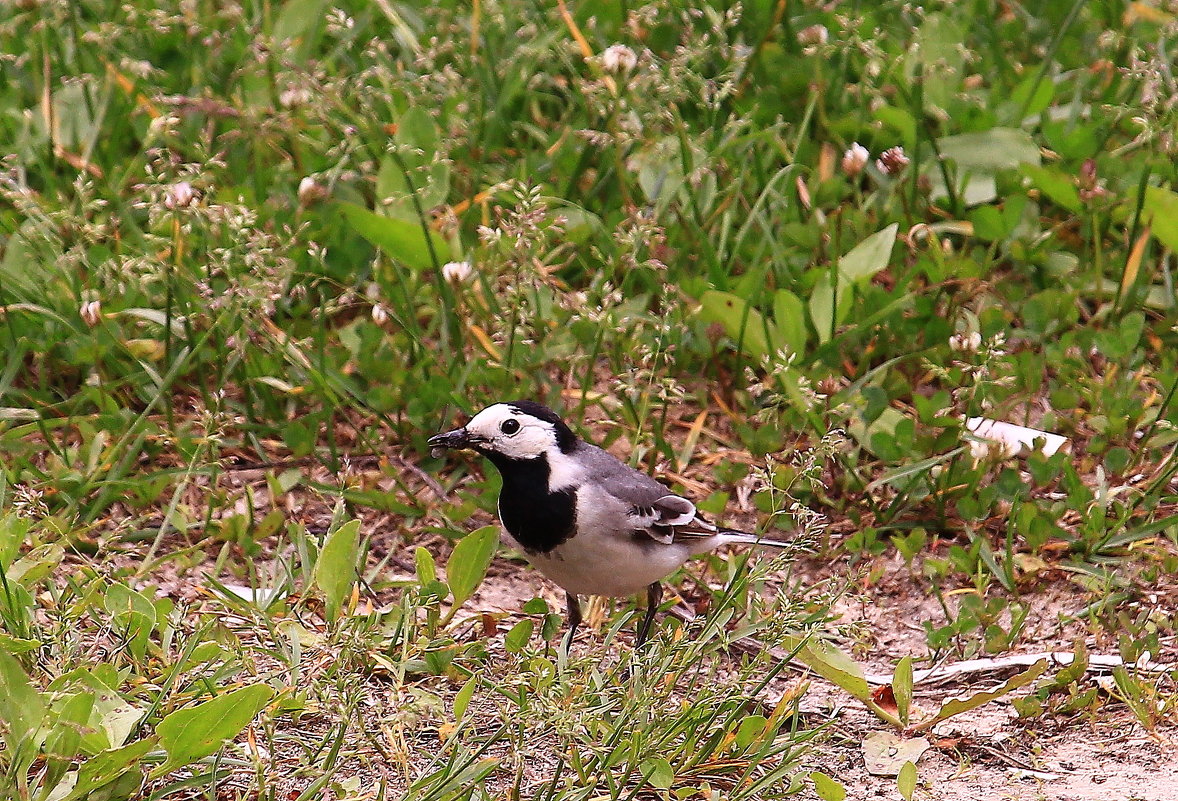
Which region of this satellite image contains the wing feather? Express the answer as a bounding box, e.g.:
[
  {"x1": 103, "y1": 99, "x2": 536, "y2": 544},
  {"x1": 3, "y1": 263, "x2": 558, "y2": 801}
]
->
[{"x1": 574, "y1": 443, "x2": 720, "y2": 545}]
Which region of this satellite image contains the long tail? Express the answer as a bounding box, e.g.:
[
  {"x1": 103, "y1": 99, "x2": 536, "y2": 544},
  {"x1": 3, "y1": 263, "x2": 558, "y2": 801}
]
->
[{"x1": 718, "y1": 528, "x2": 792, "y2": 547}]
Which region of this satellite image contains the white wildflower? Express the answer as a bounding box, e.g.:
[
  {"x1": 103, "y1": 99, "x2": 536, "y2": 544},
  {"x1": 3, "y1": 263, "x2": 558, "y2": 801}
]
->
[
  {"x1": 80, "y1": 300, "x2": 102, "y2": 327},
  {"x1": 442, "y1": 260, "x2": 472, "y2": 283},
  {"x1": 164, "y1": 181, "x2": 196, "y2": 209},
  {"x1": 601, "y1": 44, "x2": 638, "y2": 74},
  {"x1": 949, "y1": 331, "x2": 982, "y2": 353},
  {"x1": 279, "y1": 87, "x2": 313, "y2": 108},
  {"x1": 371, "y1": 305, "x2": 389, "y2": 325},
  {"x1": 841, "y1": 142, "x2": 869, "y2": 177},
  {"x1": 297, "y1": 176, "x2": 327, "y2": 206},
  {"x1": 797, "y1": 24, "x2": 829, "y2": 46}
]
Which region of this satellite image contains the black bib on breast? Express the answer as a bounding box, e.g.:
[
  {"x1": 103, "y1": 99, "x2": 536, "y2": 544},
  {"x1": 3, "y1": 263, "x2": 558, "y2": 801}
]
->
[{"x1": 485, "y1": 452, "x2": 577, "y2": 554}]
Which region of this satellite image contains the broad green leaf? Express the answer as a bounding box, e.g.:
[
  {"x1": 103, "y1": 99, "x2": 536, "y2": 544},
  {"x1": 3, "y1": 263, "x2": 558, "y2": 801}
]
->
[
  {"x1": 504, "y1": 619, "x2": 533, "y2": 653},
  {"x1": 313, "y1": 518, "x2": 361, "y2": 620},
  {"x1": 931, "y1": 129, "x2": 1040, "y2": 205},
  {"x1": 0, "y1": 633, "x2": 39, "y2": 653},
  {"x1": 698, "y1": 289, "x2": 777, "y2": 360},
  {"x1": 773, "y1": 289, "x2": 808, "y2": 356},
  {"x1": 641, "y1": 757, "x2": 675, "y2": 790},
  {"x1": 0, "y1": 647, "x2": 47, "y2": 752},
  {"x1": 874, "y1": 105, "x2": 917, "y2": 149},
  {"x1": 271, "y1": 0, "x2": 330, "y2": 54},
  {"x1": 937, "y1": 128, "x2": 1040, "y2": 172},
  {"x1": 863, "y1": 731, "x2": 929, "y2": 776},
  {"x1": 446, "y1": 525, "x2": 499, "y2": 607},
  {"x1": 45, "y1": 691, "x2": 95, "y2": 791},
  {"x1": 838, "y1": 223, "x2": 899, "y2": 283},
  {"x1": 521, "y1": 597, "x2": 549, "y2": 614},
  {"x1": 907, "y1": 13, "x2": 965, "y2": 110},
  {"x1": 808, "y1": 273, "x2": 845, "y2": 344},
  {"x1": 894, "y1": 656, "x2": 913, "y2": 725},
  {"x1": 810, "y1": 225, "x2": 897, "y2": 343},
  {"x1": 898, "y1": 760, "x2": 918, "y2": 800},
  {"x1": 377, "y1": 156, "x2": 451, "y2": 215},
  {"x1": 810, "y1": 771, "x2": 847, "y2": 801},
  {"x1": 396, "y1": 107, "x2": 439, "y2": 165},
  {"x1": 735, "y1": 715, "x2": 769, "y2": 748},
  {"x1": 59, "y1": 740, "x2": 154, "y2": 801},
  {"x1": 415, "y1": 545, "x2": 438, "y2": 587},
  {"x1": 1021, "y1": 164, "x2": 1082, "y2": 213},
  {"x1": 782, "y1": 635, "x2": 870, "y2": 700},
  {"x1": 1005, "y1": 73, "x2": 1054, "y2": 120},
  {"x1": 104, "y1": 584, "x2": 157, "y2": 660},
  {"x1": 452, "y1": 676, "x2": 478, "y2": 721},
  {"x1": 338, "y1": 202, "x2": 451, "y2": 273},
  {"x1": 913, "y1": 660, "x2": 1047, "y2": 731},
  {"x1": 1143, "y1": 185, "x2": 1178, "y2": 252},
  {"x1": 153, "y1": 684, "x2": 274, "y2": 777}
]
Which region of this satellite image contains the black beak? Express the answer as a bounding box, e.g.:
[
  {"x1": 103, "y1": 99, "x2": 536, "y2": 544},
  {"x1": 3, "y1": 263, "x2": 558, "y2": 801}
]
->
[{"x1": 427, "y1": 427, "x2": 471, "y2": 457}]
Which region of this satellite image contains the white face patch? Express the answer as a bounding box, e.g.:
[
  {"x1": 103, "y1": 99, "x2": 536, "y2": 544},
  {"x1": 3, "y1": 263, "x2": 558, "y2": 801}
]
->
[{"x1": 466, "y1": 403, "x2": 563, "y2": 461}]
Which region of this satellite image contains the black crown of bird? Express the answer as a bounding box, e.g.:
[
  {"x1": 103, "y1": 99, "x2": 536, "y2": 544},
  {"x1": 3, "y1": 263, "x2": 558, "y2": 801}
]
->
[{"x1": 429, "y1": 399, "x2": 789, "y2": 649}]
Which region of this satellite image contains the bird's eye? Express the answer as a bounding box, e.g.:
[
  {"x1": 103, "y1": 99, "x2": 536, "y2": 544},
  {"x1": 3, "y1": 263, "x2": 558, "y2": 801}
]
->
[{"x1": 500, "y1": 418, "x2": 521, "y2": 435}]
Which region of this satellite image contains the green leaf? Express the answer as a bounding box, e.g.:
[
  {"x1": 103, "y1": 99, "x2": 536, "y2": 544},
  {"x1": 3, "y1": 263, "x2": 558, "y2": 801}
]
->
[
  {"x1": 0, "y1": 648, "x2": 47, "y2": 754},
  {"x1": 521, "y1": 597, "x2": 549, "y2": 615},
  {"x1": 377, "y1": 156, "x2": 451, "y2": 215},
  {"x1": 810, "y1": 771, "x2": 847, "y2": 801},
  {"x1": 897, "y1": 760, "x2": 918, "y2": 800},
  {"x1": 338, "y1": 202, "x2": 451, "y2": 273},
  {"x1": 60, "y1": 740, "x2": 154, "y2": 801},
  {"x1": 415, "y1": 546, "x2": 438, "y2": 586},
  {"x1": 808, "y1": 274, "x2": 849, "y2": 344},
  {"x1": 773, "y1": 289, "x2": 808, "y2": 356},
  {"x1": 153, "y1": 684, "x2": 274, "y2": 777},
  {"x1": 1143, "y1": 185, "x2": 1178, "y2": 252},
  {"x1": 698, "y1": 289, "x2": 777, "y2": 360},
  {"x1": 838, "y1": 223, "x2": 899, "y2": 283},
  {"x1": 937, "y1": 128, "x2": 1041, "y2": 172},
  {"x1": 641, "y1": 757, "x2": 675, "y2": 790},
  {"x1": 907, "y1": 13, "x2": 965, "y2": 110},
  {"x1": 45, "y1": 691, "x2": 95, "y2": 791},
  {"x1": 395, "y1": 107, "x2": 440, "y2": 170},
  {"x1": 452, "y1": 676, "x2": 478, "y2": 721},
  {"x1": 104, "y1": 584, "x2": 157, "y2": 660},
  {"x1": 782, "y1": 635, "x2": 870, "y2": 700},
  {"x1": 1021, "y1": 165, "x2": 1082, "y2": 213},
  {"x1": 446, "y1": 525, "x2": 499, "y2": 608},
  {"x1": 313, "y1": 519, "x2": 361, "y2": 620},
  {"x1": 894, "y1": 656, "x2": 913, "y2": 725},
  {"x1": 932, "y1": 129, "x2": 1040, "y2": 205},
  {"x1": 735, "y1": 715, "x2": 768, "y2": 749},
  {"x1": 913, "y1": 660, "x2": 1048, "y2": 731},
  {"x1": 504, "y1": 619, "x2": 533, "y2": 653},
  {"x1": 1006, "y1": 73, "x2": 1054, "y2": 120},
  {"x1": 272, "y1": 0, "x2": 332, "y2": 46}
]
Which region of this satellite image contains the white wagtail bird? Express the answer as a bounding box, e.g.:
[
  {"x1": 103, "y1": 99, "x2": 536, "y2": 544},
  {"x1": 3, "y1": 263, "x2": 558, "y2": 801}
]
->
[{"x1": 428, "y1": 400, "x2": 788, "y2": 649}]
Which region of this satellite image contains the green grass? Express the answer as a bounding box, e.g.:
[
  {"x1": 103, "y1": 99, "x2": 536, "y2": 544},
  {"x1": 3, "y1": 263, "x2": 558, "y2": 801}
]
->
[{"x1": 1, "y1": 0, "x2": 1177, "y2": 797}]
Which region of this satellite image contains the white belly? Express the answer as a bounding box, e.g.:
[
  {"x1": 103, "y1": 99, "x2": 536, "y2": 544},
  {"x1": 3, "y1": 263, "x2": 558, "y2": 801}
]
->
[{"x1": 503, "y1": 527, "x2": 720, "y2": 597}]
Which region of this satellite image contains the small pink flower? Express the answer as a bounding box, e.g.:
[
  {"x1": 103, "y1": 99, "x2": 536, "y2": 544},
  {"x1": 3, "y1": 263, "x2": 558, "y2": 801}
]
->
[
  {"x1": 164, "y1": 181, "x2": 196, "y2": 209},
  {"x1": 841, "y1": 143, "x2": 869, "y2": 177},
  {"x1": 875, "y1": 147, "x2": 909, "y2": 176}
]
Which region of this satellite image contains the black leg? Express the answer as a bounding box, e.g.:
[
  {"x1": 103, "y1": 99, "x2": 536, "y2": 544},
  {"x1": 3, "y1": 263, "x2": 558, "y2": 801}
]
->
[
  {"x1": 636, "y1": 582, "x2": 663, "y2": 646},
  {"x1": 562, "y1": 592, "x2": 582, "y2": 654}
]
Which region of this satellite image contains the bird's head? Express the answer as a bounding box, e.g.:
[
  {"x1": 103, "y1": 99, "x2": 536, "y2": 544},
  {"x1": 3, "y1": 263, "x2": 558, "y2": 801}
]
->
[{"x1": 428, "y1": 400, "x2": 577, "y2": 461}]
